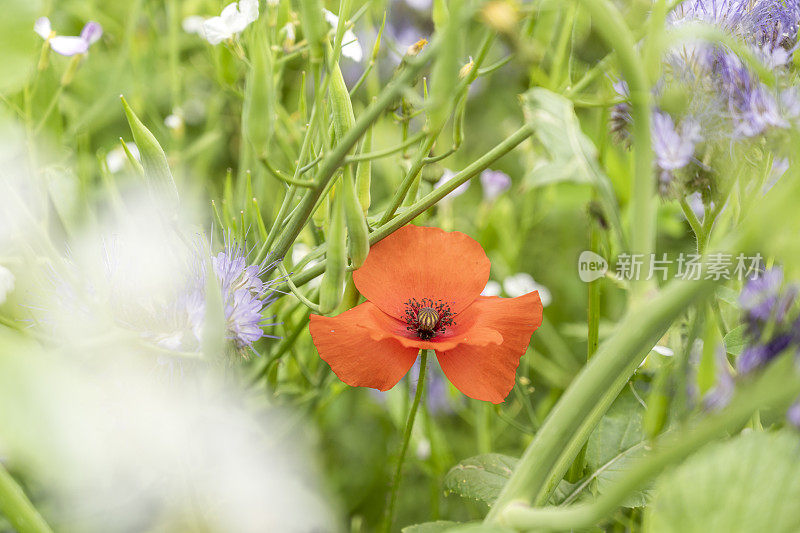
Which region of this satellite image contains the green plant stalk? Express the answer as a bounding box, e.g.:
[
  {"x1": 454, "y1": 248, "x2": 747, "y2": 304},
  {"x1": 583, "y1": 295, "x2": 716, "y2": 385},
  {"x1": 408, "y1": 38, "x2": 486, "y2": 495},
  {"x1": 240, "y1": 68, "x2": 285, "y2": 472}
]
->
[
  {"x1": 275, "y1": 123, "x2": 534, "y2": 291},
  {"x1": 383, "y1": 350, "x2": 428, "y2": 533},
  {"x1": 484, "y1": 275, "x2": 717, "y2": 522},
  {"x1": 501, "y1": 353, "x2": 800, "y2": 531},
  {"x1": 577, "y1": 0, "x2": 653, "y2": 299},
  {"x1": 268, "y1": 39, "x2": 439, "y2": 264},
  {"x1": 378, "y1": 30, "x2": 496, "y2": 225},
  {"x1": 0, "y1": 464, "x2": 53, "y2": 533}
]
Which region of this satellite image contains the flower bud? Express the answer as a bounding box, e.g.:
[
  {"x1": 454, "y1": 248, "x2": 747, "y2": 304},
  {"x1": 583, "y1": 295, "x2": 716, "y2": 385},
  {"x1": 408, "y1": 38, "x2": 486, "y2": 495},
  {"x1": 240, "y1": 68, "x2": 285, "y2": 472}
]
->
[{"x1": 120, "y1": 95, "x2": 180, "y2": 215}]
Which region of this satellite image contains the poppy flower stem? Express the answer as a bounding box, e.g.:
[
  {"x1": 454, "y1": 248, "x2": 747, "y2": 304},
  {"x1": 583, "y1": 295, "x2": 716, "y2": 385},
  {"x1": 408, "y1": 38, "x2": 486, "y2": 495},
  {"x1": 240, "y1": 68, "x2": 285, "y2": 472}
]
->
[{"x1": 383, "y1": 350, "x2": 429, "y2": 533}]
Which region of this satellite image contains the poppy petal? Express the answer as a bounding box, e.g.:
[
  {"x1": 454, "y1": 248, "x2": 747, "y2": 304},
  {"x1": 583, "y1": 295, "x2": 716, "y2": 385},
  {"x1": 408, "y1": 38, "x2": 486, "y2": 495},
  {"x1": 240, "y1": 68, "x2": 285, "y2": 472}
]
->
[
  {"x1": 309, "y1": 303, "x2": 419, "y2": 391},
  {"x1": 353, "y1": 225, "x2": 490, "y2": 320},
  {"x1": 436, "y1": 292, "x2": 543, "y2": 403}
]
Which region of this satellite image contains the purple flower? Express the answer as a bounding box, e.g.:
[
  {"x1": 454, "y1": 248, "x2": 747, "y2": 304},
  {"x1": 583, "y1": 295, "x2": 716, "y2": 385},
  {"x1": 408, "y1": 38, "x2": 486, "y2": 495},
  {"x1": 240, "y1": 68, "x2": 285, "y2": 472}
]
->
[
  {"x1": 408, "y1": 360, "x2": 454, "y2": 415},
  {"x1": 652, "y1": 112, "x2": 702, "y2": 171},
  {"x1": 671, "y1": 0, "x2": 748, "y2": 32},
  {"x1": 740, "y1": 267, "x2": 784, "y2": 323},
  {"x1": 734, "y1": 84, "x2": 789, "y2": 136},
  {"x1": 34, "y1": 17, "x2": 102, "y2": 56},
  {"x1": 787, "y1": 399, "x2": 800, "y2": 428},
  {"x1": 704, "y1": 348, "x2": 735, "y2": 410},
  {"x1": 203, "y1": 243, "x2": 279, "y2": 348},
  {"x1": 737, "y1": 267, "x2": 800, "y2": 375},
  {"x1": 479, "y1": 169, "x2": 511, "y2": 201},
  {"x1": 737, "y1": 335, "x2": 793, "y2": 373},
  {"x1": 743, "y1": 0, "x2": 800, "y2": 62}
]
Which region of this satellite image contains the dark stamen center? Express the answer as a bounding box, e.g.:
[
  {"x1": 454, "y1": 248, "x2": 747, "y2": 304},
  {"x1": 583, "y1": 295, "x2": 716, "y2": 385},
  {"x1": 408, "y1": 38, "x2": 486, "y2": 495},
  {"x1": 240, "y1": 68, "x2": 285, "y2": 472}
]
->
[{"x1": 404, "y1": 298, "x2": 455, "y2": 340}]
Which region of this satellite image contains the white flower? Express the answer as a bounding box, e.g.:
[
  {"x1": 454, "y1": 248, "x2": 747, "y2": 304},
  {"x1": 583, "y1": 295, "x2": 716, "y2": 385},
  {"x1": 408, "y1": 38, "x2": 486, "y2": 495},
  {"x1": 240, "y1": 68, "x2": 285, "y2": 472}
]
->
[
  {"x1": 182, "y1": 16, "x2": 206, "y2": 34},
  {"x1": 291, "y1": 243, "x2": 321, "y2": 289},
  {"x1": 435, "y1": 169, "x2": 469, "y2": 202},
  {"x1": 503, "y1": 272, "x2": 551, "y2": 306},
  {"x1": 106, "y1": 143, "x2": 140, "y2": 173},
  {"x1": 0, "y1": 266, "x2": 14, "y2": 305},
  {"x1": 323, "y1": 9, "x2": 363, "y2": 62},
  {"x1": 187, "y1": 0, "x2": 260, "y2": 45},
  {"x1": 280, "y1": 22, "x2": 296, "y2": 48},
  {"x1": 34, "y1": 17, "x2": 103, "y2": 56},
  {"x1": 652, "y1": 345, "x2": 674, "y2": 357},
  {"x1": 481, "y1": 280, "x2": 502, "y2": 297},
  {"x1": 164, "y1": 113, "x2": 184, "y2": 131}
]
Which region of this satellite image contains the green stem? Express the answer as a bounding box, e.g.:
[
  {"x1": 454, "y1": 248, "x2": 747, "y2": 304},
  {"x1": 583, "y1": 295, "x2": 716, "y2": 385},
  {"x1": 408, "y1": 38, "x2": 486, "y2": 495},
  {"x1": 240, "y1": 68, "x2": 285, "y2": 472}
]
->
[
  {"x1": 268, "y1": 40, "x2": 439, "y2": 265},
  {"x1": 484, "y1": 275, "x2": 717, "y2": 522},
  {"x1": 383, "y1": 350, "x2": 428, "y2": 533},
  {"x1": 501, "y1": 353, "x2": 800, "y2": 530},
  {"x1": 0, "y1": 464, "x2": 53, "y2": 533},
  {"x1": 275, "y1": 124, "x2": 534, "y2": 291},
  {"x1": 577, "y1": 0, "x2": 653, "y2": 299}
]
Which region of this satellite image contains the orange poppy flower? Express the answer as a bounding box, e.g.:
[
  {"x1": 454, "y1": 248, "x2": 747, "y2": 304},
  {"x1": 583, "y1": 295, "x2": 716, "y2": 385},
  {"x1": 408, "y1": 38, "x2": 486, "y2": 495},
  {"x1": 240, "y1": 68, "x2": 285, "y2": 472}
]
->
[{"x1": 309, "y1": 225, "x2": 544, "y2": 403}]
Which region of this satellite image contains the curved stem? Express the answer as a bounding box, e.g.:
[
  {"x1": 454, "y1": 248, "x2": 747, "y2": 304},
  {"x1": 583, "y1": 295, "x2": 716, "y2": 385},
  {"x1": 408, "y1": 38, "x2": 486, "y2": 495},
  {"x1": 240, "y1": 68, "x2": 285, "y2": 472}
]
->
[
  {"x1": 277, "y1": 264, "x2": 320, "y2": 313},
  {"x1": 0, "y1": 464, "x2": 53, "y2": 533},
  {"x1": 501, "y1": 353, "x2": 800, "y2": 531},
  {"x1": 275, "y1": 123, "x2": 534, "y2": 291},
  {"x1": 268, "y1": 39, "x2": 440, "y2": 265},
  {"x1": 484, "y1": 275, "x2": 717, "y2": 522},
  {"x1": 383, "y1": 350, "x2": 428, "y2": 533}
]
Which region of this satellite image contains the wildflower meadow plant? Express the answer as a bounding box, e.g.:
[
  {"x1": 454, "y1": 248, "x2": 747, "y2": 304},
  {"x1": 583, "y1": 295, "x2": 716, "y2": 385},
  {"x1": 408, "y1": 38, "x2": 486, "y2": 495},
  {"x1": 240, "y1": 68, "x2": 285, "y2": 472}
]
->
[{"x1": 5, "y1": 0, "x2": 800, "y2": 531}]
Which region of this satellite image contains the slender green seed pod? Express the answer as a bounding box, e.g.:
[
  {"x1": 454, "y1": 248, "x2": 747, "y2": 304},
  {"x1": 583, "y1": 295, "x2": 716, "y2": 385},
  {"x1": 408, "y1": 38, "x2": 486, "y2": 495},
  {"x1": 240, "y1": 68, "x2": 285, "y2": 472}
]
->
[
  {"x1": 319, "y1": 187, "x2": 347, "y2": 315},
  {"x1": 243, "y1": 28, "x2": 274, "y2": 158},
  {"x1": 329, "y1": 60, "x2": 356, "y2": 139},
  {"x1": 333, "y1": 273, "x2": 361, "y2": 315},
  {"x1": 299, "y1": 0, "x2": 326, "y2": 65},
  {"x1": 355, "y1": 125, "x2": 372, "y2": 214},
  {"x1": 120, "y1": 95, "x2": 180, "y2": 215},
  {"x1": 312, "y1": 190, "x2": 329, "y2": 227},
  {"x1": 644, "y1": 362, "x2": 672, "y2": 439},
  {"x1": 342, "y1": 168, "x2": 369, "y2": 267}
]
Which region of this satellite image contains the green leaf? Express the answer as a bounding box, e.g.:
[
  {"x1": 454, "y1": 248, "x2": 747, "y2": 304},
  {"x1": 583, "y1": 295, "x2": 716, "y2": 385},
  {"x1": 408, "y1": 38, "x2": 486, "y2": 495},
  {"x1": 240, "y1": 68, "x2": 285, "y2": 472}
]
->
[
  {"x1": 645, "y1": 431, "x2": 800, "y2": 533},
  {"x1": 521, "y1": 87, "x2": 625, "y2": 248},
  {"x1": 443, "y1": 453, "x2": 518, "y2": 505},
  {"x1": 585, "y1": 387, "x2": 652, "y2": 508},
  {"x1": 724, "y1": 324, "x2": 748, "y2": 356}
]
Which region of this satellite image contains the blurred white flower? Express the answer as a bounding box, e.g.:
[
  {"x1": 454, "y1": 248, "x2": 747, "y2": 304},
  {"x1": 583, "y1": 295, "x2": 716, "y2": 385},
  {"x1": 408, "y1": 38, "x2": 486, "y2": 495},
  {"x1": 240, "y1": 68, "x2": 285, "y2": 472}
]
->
[
  {"x1": 0, "y1": 339, "x2": 334, "y2": 532},
  {"x1": 291, "y1": 243, "x2": 322, "y2": 289},
  {"x1": 280, "y1": 22, "x2": 296, "y2": 48},
  {"x1": 405, "y1": 0, "x2": 433, "y2": 11},
  {"x1": 164, "y1": 113, "x2": 184, "y2": 131},
  {"x1": 415, "y1": 437, "x2": 431, "y2": 460},
  {"x1": 106, "y1": 142, "x2": 140, "y2": 173},
  {"x1": 182, "y1": 15, "x2": 205, "y2": 34},
  {"x1": 323, "y1": 9, "x2": 363, "y2": 62},
  {"x1": 186, "y1": 0, "x2": 260, "y2": 45},
  {"x1": 481, "y1": 280, "x2": 501, "y2": 297},
  {"x1": 34, "y1": 17, "x2": 103, "y2": 56},
  {"x1": 0, "y1": 266, "x2": 14, "y2": 305},
  {"x1": 435, "y1": 168, "x2": 469, "y2": 202},
  {"x1": 503, "y1": 272, "x2": 551, "y2": 306},
  {"x1": 652, "y1": 345, "x2": 674, "y2": 357}
]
